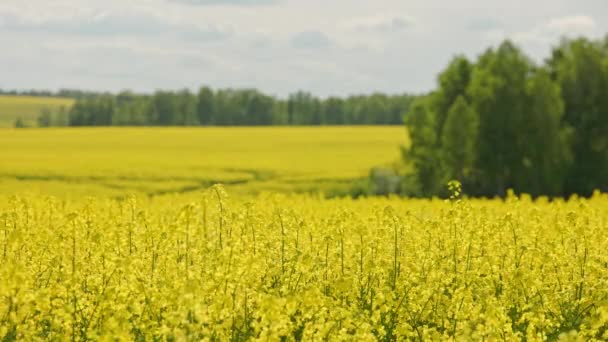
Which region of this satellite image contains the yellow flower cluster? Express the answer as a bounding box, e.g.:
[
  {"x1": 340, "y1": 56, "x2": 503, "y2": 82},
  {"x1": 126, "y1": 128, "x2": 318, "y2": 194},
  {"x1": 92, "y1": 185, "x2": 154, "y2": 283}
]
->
[{"x1": 1, "y1": 187, "x2": 608, "y2": 341}]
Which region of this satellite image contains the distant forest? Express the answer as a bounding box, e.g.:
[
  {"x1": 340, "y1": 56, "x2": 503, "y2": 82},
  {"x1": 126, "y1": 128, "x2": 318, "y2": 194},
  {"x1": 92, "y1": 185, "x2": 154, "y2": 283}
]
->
[
  {"x1": 0, "y1": 89, "x2": 106, "y2": 100},
  {"x1": 2, "y1": 88, "x2": 415, "y2": 126}
]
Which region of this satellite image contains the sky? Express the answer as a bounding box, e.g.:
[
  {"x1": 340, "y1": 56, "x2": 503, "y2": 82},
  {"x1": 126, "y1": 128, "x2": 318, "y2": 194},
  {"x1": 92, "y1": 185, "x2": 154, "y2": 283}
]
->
[{"x1": 0, "y1": 0, "x2": 606, "y2": 98}]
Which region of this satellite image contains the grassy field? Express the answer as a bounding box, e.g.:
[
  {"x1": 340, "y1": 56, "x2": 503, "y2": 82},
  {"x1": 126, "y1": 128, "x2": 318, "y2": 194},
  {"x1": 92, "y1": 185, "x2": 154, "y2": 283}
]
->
[
  {"x1": 0, "y1": 95, "x2": 74, "y2": 127},
  {"x1": 0, "y1": 126, "x2": 408, "y2": 197}
]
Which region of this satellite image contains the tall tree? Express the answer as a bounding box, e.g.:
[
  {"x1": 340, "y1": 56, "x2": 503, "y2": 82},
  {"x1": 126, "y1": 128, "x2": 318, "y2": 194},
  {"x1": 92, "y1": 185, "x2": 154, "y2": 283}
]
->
[
  {"x1": 548, "y1": 38, "x2": 608, "y2": 194},
  {"x1": 323, "y1": 97, "x2": 346, "y2": 125},
  {"x1": 175, "y1": 89, "x2": 198, "y2": 125},
  {"x1": 197, "y1": 87, "x2": 214, "y2": 125},
  {"x1": 468, "y1": 41, "x2": 531, "y2": 196},
  {"x1": 150, "y1": 91, "x2": 176, "y2": 126},
  {"x1": 433, "y1": 55, "x2": 473, "y2": 139},
  {"x1": 246, "y1": 91, "x2": 274, "y2": 125},
  {"x1": 520, "y1": 69, "x2": 572, "y2": 196},
  {"x1": 404, "y1": 96, "x2": 443, "y2": 196},
  {"x1": 440, "y1": 96, "x2": 478, "y2": 185}
]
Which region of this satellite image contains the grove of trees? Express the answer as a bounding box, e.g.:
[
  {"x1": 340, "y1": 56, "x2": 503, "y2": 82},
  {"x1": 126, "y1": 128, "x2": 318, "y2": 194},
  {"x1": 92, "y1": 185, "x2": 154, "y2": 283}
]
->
[
  {"x1": 405, "y1": 36, "x2": 608, "y2": 197},
  {"x1": 36, "y1": 89, "x2": 414, "y2": 127}
]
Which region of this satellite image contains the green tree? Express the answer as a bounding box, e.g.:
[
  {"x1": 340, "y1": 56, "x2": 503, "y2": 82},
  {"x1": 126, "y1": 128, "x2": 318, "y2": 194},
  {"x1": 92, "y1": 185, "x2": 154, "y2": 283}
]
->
[
  {"x1": 197, "y1": 87, "x2": 214, "y2": 125},
  {"x1": 548, "y1": 38, "x2": 608, "y2": 194},
  {"x1": 246, "y1": 91, "x2": 274, "y2": 125},
  {"x1": 92, "y1": 96, "x2": 115, "y2": 126},
  {"x1": 433, "y1": 55, "x2": 473, "y2": 138},
  {"x1": 271, "y1": 99, "x2": 289, "y2": 125},
  {"x1": 404, "y1": 96, "x2": 443, "y2": 196},
  {"x1": 440, "y1": 96, "x2": 478, "y2": 184},
  {"x1": 468, "y1": 41, "x2": 531, "y2": 196},
  {"x1": 520, "y1": 69, "x2": 572, "y2": 196},
  {"x1": 389, "y1": 94, "x2": 413, "y2": 125},
  {"x1": 288, "y1": 91, "x2": 322, "y2": 125},
  {"x1": 404, "y1": 39, "x2": 577, "y2": 197},
  {"x1": 323, "y1": 97, "x2": 346, "y2": 125},
  {"x1": 150, "y1": 91, "x2": 176, "y2": 125},
  {"x1": 176, "y1": 89, "x2": 198, "y2": 125},
  {"x1": 366, "y1": 94, "x2": 390, "y2": 124}
]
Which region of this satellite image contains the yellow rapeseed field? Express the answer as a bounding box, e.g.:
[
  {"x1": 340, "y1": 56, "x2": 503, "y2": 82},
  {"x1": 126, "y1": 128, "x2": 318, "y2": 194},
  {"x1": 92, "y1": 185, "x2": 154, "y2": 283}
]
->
[
  {"x1": 0, "y1": 95, "x2": 74, "y2": 127},
  {"x1": 1, "y1": 185, "x2": 608, "y2": 340},
  {"x1": 0, "y1": 126, "x2": 408, "y2": 197},
  {"x1": 1, "y1": 127, "x2": 607, "y2": 340}
]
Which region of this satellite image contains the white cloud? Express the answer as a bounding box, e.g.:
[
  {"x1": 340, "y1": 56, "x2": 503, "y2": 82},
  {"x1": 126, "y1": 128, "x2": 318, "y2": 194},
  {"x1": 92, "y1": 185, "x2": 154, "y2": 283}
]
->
[
  {"x1": 466, "y1": 18, "x2": 502, "y2": 31},
  {"x1": 0, "y1": 6, "x2": 233, "y2": 42},
  {"x1": 510, "y1": 15, "x2": 597, "y2": 45},
  {"x1": 0, "y1": 1, "x2": 606, "y2": 97},
  {"x1": 169, "y1": 0, "x2": 281, "y2": 6},
  {"x1": 545, "y1": 15, "x2": 596, "y2": 34},
  {"x1": 290, "y1": 30, "x2": 332, "y2": 49},
  {"x1": 342, "y1": 14, "x2": 414, "y2": 33}
]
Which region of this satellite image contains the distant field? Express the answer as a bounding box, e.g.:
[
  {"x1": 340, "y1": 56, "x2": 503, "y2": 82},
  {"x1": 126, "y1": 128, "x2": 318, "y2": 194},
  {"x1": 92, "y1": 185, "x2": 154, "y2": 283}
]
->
[
  {"x1": 0, "y1": 126, "x2": 408, "y2": 197},
  {"x1": 0, "y1": 95, "x2": 74, "y2": 127}
]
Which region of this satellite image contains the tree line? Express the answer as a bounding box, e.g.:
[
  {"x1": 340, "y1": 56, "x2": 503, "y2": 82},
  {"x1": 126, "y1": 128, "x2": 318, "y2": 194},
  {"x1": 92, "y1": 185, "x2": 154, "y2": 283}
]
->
[
  {"x1": 404, "y1": 35, "x2": 608, "y2": 197},
  {"x1": 0, "y1": 88, "x2": 106, "y2": 99},
  {"x1": 36, "y1": 89, "x2": 414, "y2": 127}
]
